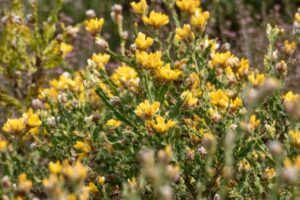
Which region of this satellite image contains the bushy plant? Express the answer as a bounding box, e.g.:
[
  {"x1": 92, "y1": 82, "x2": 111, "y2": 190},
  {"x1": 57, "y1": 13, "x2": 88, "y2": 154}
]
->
[{"x1": 0, "y1": 0, "x2": 300, "y2": 199}]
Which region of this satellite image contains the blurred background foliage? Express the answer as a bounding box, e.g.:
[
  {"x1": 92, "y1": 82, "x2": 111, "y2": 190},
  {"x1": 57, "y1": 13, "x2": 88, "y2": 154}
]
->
[{"x1": 0, "y1": 0, "x2": 300, "y2": 90}]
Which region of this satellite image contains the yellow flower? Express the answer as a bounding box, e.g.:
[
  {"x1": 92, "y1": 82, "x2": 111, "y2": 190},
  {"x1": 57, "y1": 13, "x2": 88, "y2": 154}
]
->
[
  {"x1": 49, "y1": 161, "x2": 62, "y2": 174},
  {"x1": 23, "y1": 108, "x2": 42, "y2": 128},
  {"x1": 188, "y1": 73, "x2": 202, "y2": 97},
  {"x1": 60, "y1": 42, "x2": 73, "y2": 58},
  {"x1": 98, "y1": 176, "x2": 106, "y2": 185},
  {"x1": 231, "y1": 97, "x2": 243, "y2": 109},
  {"x1": 85, "y1": 18, "x2": 104, "y2": 35},
  {"x1": 295, "y1": 12, "x2": 300, "y2": 23},
  {"x1": 136, "y1": 51, "x2": 164, "y2": 69},
  {"x1": 135, "y1": 100, "x2": 160, "y2": 119},
  {"x1": 87, "y1": 182, "x2": 99, "y2": 193},
  {"x1": 105, "y1": 119, "x2": 122, "y2": 128},
  {"x1": 225, "y1": 67, "x2": 236, "y2": 82},
  {"x1": 91, "y1": 53, "x2": 110, "y2": 70},
  {"x1": 209, "y1": 89, "x2": 230, "y2": 108},
  {"x1": 131, "y1": 0, "x2": 148, "y2": 14},
  {"x1": 208, "y1": 107, "x2": 222, "y2": 122},
  {"x1": 238, "y1": 159, "x2": 251, "y2": 172},
  {"x1": 62, "y1": 161, "x2": 87, "y2": 182},
  {"x1": 0, "y1": 139, "x2": 8, "y2": 152},
  {"x1": 128, "y1": 177, "x2": 137, "y2": 188},
  {"x1": 27, "y1": 127, "x2": 39, "y2": 135},
  {"x1": 176, "y1": 0, "x2": 200, "y2": 14},
  {"x1": 111, "y1": 65, "x2": 140, "y2": 92},
  {"x1": 175, "y1": 24, "x2": 195, "y2": 42},
  {"x1": 249, "y1": 115, "x2": 260, "y2": 129},
  {"x1": 248, "y1": 73, "x2": 265, "y2": 87},
  {"x1": 237, "y1": 58, "x2": 250, "y2": 79},
  {"x1": 283, "y1": 40, "x2": 296, "y2": 55},
  {"x1": 134, "y1": 32, "x2": 154, "y2": 50},
  {"x1": 17, "y1": 173, "x2": 32, "y2": 194},
  {"x1": 209, "y1": 52, "x2": 232, "y2": 68},
  {"x1": 283, "y1": 91, "x2": 299, "y2": 102},
  {"x1": 2, "y1": 118, "x2": 26, "y2": 134},
  {"x1": 74, "y1": 140, "x2": 92, "y2": 160},
  {"x1": 99, "y1": 81, "x2": 114, "y2": 99},
  {"x1": 149, "y1": 115, "x2": 176, "y2": 134},
  {"x1": 191, "y1": 9, "x2": 210, "y2": 30},
  {"x1": 263, "y1": 168, "x2": 276, "y2": 180},
  {"x1": 156, "y1": 63, "x2": 182, "y2": 81},
  {"x1": 289, "y1": 130, "x2": 300, "y2": 148},
  {"x1": 181, "y1": 90, "x2": 198, "y2": 108},
  {"x1": 143, "y1": 11, "x2": 169, "y2": 28}
]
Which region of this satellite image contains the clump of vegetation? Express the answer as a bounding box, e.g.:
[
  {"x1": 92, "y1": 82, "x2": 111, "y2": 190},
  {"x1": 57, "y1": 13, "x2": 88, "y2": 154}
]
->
[{"x1": 0, "y1": 0, "x2": 300, "y2": 199}]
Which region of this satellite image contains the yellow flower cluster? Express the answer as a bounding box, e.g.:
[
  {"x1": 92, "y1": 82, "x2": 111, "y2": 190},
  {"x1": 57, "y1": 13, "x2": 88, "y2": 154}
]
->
[
  {"x1": 135, "y1": 100, "x2": 160, "y2": 119},
  {"x1": 210, "y1": 52, "x2": 233, "y2": 68},
  {"x1": 181, "y1": 90, "x2": 198, "y2": 108},
  {"x1": 176, "y1": 0, "x2": 200, "y2": 14},
  {"x1": 249, "y1": 114, "x2": 261, "y2": 130},
  {"x1": 60, "y1": 42, "x2": 73, "y2": 58},
  {"x1": 289, "y1": 130, "x2": 300, "y2": 148},
  {"x1": 111, "y1": 65, "x2": 140, "y2": 92},
  {"x1": 91, "y1": 53, "x2": 110, "y2": 70},
  {"x1": 148, "y1": 116, "x2": 176, "y2": 134},
  {"x1": 209, "y1": 89, "x2": 230, "y2": 108},
  {"x1": 43, "y1": 160, "x2": 90, "y2": 200},
  {"x1": 156, "y1": 64, "x2": 182, "y2": 81},
  {"x1": 283, "y1": 91, "x2": 299, "y2": 103},
  {"x1": 248, "y1": 73, "x2": 266, "y2": 87},
  {"x1": 136, "y1": 51, "x2": 164, "y2": 70},
  {"x1": 283, "y1": 40, "x2": 296, "y2": 55},
  {"x1": 143, "y1": 11, "x2": 169, "y2": 28},
  {"x1": 2, "y1": 108, "x2": 41, "y2": 135},
  {"x1": 74, "y1": 140, "x2": 92, "y2": 161},
  {"x1": 191, "y1": 9, "x2": 210, "y2": 30},
  {"x1": 134, "y1": 32, "x2": 154, "y2": 50},
  {"x1": 175, "y1": 24, "x2": 195, "y2": 42},
  {"x1": 85, "y1": 18, "x2": 104, "y2": 35},
  {"x1": 38, "y1": 73, "x2": 88, "y2": 105},
  {"x1": 0, "y1": 139, "x2": 8, "y2": 152},
  {"x1": 131, "y1": 0, "x2": 148, "y2": 14},
  {"x1": 17, "y1": 173, "x2": 33, "y2": 195},
  {"x1": 106, "y1": 119, "x2": 122, "y2": 129}
]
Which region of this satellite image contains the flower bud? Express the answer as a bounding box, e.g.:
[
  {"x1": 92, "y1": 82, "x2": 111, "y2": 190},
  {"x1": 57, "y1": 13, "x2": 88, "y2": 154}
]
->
[
  {"x1": 221, "y1": 43, "x2": 231, "y2": 51},
  {"x1": 32, "y1": 99, "x2": 43, "y2": 110},
  {"x1": 96, "y1": 37, "x2": 109, "y2": 49},
  {"x1": 85, "y1": 9, "x2": 96, "y2": 19},
  {"x1": 121, "y1": 31, "x2": 128, "y2": 40},
  {"x1": 47, "y1": 117, "x2": 56, "y2": 128},
  {"x1": 111, "y1": 4, "x2": 123, "y2": 24},
  {"x1": 226, "y1": 57, "x2": 240, "y2": 69},
  {"x1": 282, "y1": 167, "x2": 298, "y2": 185},
  {"x1": 268, "y1": 141, "x2": 282, "y2": 157}
]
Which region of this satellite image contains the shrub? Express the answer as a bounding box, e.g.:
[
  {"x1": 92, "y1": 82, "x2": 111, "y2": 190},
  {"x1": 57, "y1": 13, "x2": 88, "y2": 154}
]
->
[{"x1": 0, "y1": 0, "x2": 300, "y2": 199}]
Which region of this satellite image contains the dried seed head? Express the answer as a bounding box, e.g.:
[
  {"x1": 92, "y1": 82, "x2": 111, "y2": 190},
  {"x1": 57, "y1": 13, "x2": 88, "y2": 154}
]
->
[
  {"x1": 47, "y1": 116, "x2": 56, "y2": 128},
  {"x1": 276, "y1": 60, "x2": 287, "y2": 76},
  {"x1": 96, "y1": 37, "x2": 109, "y2": 49}
]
